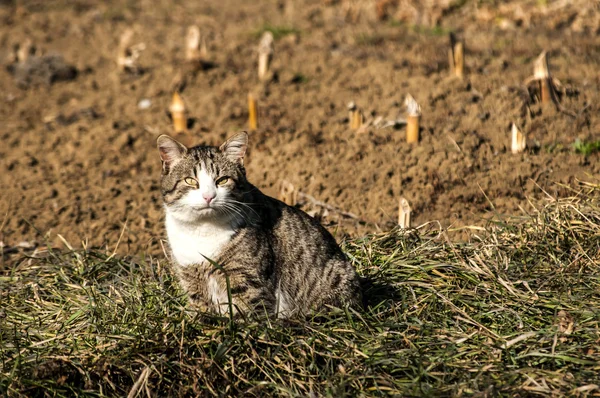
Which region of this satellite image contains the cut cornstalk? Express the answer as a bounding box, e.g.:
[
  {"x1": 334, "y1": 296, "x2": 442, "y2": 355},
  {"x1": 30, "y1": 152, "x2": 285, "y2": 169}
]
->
[
  {"x1": 405, "y1": 94, "x2": 421, "y2": 143},
  {"x1": 117, "y1": 29, "x2": 133, "y2": 71},
  {"x1": 117, "y1": 29, "x2": 145, "y2": 73},
  {"x1": 185, "y1": 26, "x2": 203, "y2": 63},
  {"x1": 279, "y1": 180, "x2": 298, "y2": 206},
  {"x1": 170, "y1": 92, "x2": 187, "y2": 133},
  {"x1": 449, "y1": 33, "x2": 464, "y2": 78},
  {"x1": 523, "y1": 51, "x2": 573, "y2": 115},
  {"x1": 258, "y1": 32, "x2": 274, "y2": 81},
  {"x1": 453, "y1": 42, "x2": 464, "y2": 78},
  {"x1": 511, "y1": 123, "x2": 526, "y2": 154},
  {"x1": 248, "y1": 93, "x2": 258, "y2": 130},
  {"x1": 348, "y1": 101, "x2": 356, "y2": 127},
  {"x1": 353, "y1": 110, "x2": 364, "y2": 130},
  {"x1": 17, "y1": 38, "x2": 33, "y2": 63},
  {"x1": 347, "y1": 101, "x2": 364, "y2": 130},
  {"x1": 533, "y1": 51, "x2": 552, "y2": 105},
  {"x1": 398, "y1": 197, "x2": 411, "y2": 228}
]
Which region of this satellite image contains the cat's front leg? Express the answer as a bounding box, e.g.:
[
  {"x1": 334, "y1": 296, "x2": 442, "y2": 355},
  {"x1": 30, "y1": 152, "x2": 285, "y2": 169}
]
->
[
  {"x1": 208, "y1": 266, "x2": 275, "y2": 317},
  {"x1": 174, "y1": 263, "x2": 214, "y2": 313}
]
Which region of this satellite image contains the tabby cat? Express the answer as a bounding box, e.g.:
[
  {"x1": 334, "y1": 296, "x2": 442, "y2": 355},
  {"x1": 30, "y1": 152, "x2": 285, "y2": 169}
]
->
[{"x1": 157, "y1": 132, "x2": 361, "y2": 318}]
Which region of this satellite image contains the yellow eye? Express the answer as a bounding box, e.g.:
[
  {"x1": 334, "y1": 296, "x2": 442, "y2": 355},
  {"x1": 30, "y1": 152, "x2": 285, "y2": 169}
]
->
[
  {"x1": 184, "y1": 177, "x2": 198, "y2": 187},
  {"x1": 216, "y1": 176, "x2": 230, "y2": 186}
]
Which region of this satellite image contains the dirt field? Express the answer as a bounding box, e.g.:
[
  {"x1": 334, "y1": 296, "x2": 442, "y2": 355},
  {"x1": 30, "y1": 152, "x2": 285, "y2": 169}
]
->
[{"x1": 1, "y1": 0, "x2": 598, "y2": 257}]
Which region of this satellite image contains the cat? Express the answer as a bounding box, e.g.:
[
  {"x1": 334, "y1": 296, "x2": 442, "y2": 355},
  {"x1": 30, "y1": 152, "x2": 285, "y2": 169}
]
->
[{"x1": 157, "y1": 132, "x2": 361, "y2": 318}]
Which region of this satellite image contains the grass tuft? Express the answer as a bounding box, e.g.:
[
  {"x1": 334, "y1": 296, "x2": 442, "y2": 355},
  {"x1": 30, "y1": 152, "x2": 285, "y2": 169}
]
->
[
  {"x1": 572, "y1": 138, "x2": 600, "y2": 156},
  {"x1": 354, "y1": 33, "x2": 385, "y2": 46},
  {"x1": 253, "y1": 23, "x2": 300, "y2": 40},
  {"x1": 2, "y1": 183, "x2": 600, "y2": 396}
]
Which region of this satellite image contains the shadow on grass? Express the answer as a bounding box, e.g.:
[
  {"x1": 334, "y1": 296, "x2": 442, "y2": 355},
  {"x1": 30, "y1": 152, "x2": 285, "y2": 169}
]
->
[{"x1": 360, "y1": 275, "x2": 403, "y2": 309}]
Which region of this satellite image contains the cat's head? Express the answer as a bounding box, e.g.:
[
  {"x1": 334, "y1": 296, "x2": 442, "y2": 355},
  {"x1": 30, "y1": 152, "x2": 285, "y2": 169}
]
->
[{"x1": 157, "y1": 132, "x2": 250, "y2": 223}]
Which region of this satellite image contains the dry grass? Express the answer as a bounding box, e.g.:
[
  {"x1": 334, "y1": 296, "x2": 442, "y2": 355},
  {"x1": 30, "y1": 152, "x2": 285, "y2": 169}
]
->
[{"x1": 1, "y1": 182, "x2": 599, "y2": 397}]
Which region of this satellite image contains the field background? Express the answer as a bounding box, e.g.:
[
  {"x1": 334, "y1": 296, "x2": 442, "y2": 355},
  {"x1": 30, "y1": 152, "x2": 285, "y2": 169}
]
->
[
  {"x1": 0, "y1": 0, "x2": 599, "y2": 255},
  {"x1": 1, "y1": 0, "x2": 600, "y2": 396}
]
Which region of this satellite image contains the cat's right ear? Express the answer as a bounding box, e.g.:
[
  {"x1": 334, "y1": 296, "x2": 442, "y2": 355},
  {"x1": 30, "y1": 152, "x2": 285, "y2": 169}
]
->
[
  {"x1": 220, "y1": 131, "x2": 248, "y2": 165},
  {"x1": 157, "y1": 135, "x2": 187, "y2": 172}
]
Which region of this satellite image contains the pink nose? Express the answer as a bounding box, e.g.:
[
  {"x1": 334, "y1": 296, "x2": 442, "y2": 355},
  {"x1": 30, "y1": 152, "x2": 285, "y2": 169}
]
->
[{"x1": 203, "y1": 193, "x2": 215, "y2": 204}]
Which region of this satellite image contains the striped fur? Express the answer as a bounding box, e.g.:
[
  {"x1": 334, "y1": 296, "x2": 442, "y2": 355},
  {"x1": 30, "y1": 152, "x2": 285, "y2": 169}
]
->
[{"x1": 157, "y1": 132, "x2": 361, "y2": 318}]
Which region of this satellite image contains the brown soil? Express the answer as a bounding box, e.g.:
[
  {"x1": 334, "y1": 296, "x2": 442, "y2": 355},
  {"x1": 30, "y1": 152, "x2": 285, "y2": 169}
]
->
[{"x1": 1, "y1": 0, "x2": 599, "y2": 257}]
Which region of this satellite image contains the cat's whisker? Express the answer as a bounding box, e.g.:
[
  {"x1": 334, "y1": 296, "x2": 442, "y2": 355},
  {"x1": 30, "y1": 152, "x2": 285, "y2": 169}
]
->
[
  {"x1": 223, "y1": 199, "x2": 261, "y2": 215},
  {"x1": 219, "y1": 207, "x2": 241, "y2": 224},
  {"x1": 224, "y1": 204, "x2": 260, "y2": 220},
  {"x1": 218, "y1": 202, "x2": 252, "y2": 224},
  {"x1": 220, "y1": 204, "x2": 246, "y2": 221}
]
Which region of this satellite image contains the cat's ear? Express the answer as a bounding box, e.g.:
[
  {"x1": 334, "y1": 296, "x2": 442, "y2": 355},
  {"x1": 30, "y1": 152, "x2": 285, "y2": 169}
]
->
[
  {"x1": 157, "y1": 134, "x2": 187, "y2": 171},
  {"x1": 220, "y1": 131, "x2": 248, "y2": 165}
]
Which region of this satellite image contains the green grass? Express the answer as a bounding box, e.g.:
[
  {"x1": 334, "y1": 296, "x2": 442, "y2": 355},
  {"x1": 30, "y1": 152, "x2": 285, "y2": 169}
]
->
[
  {"x1": 2, "y1": 183, "x2": 600, "y2": 396},
  {"x1": 573, "y1": 139, "x2": 600, "y2": 156},
  {"x1": 253, "y1": 23, "x2": 300, "y2": 40},
  {"x1": 354, "y1": 32, "x2": 385, "y2": 46}
]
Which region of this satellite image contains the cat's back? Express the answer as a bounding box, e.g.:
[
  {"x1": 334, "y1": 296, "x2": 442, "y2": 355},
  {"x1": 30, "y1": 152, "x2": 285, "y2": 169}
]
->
[
  {"x1": 262, "y1": 195, "x2": 346, "y2": 262},
  {"x1": 247, "y1": 193, "x2": 360, "y2": 313}
]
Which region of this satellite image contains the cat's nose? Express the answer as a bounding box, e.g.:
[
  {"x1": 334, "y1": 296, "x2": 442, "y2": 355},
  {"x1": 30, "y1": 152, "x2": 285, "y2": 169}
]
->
[{"x1": 203, "y1": 193, "x2": 215, "y2": 204}]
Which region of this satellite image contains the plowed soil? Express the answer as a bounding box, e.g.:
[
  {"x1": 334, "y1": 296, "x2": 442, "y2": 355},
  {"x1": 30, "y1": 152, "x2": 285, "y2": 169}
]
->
[{"x1": 1, "y1": 0, "x2": 599, "y2": 257}]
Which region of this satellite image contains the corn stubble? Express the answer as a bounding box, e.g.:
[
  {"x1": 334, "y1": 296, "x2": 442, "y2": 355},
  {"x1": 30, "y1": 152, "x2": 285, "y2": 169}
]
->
[
  {"x1": 169, "y1": 92, "x2": 187, "y2": 133},
  {"x1": 347, "y1": 101, "x2": 364, "y2": 130},
  {"x1": 405, "y1": 94, "x2": 421, "y2": 143},
  {"x1": 448, "y1": 33, "x2": 464, "y2": 79},
  {"x1": 248, "y1": 93, "x2": 258, "y2": 130},
  {"x1": 258, "y1": 32, "x2": 274, "y2": 81}
]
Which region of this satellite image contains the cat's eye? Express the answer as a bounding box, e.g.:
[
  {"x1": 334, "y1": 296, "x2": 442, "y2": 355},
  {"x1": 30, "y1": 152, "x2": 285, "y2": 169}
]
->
[
  {"x1": 216, "y1": 176, "x2": 231, "y2": 186},
  {"x1": 184, "y1": 177, "x2": 198, "y2": 188}
]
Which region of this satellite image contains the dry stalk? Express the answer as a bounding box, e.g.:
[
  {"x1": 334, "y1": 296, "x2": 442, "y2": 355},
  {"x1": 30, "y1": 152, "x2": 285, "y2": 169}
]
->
[
  {"x1": 398, "y1": 197, "x2": 411, "y2": 228},
  {"x1": 533, "y1": 51, "x2": 553, "y2": 105},
  {"x1": 169, "y1": 92, "x2": 187, "y2": 133},
  {"x1": 448, "y1": 33, "x2": 464, "y2": 79},
  {"x1": 523, "y1": 50, "x2": 568, "y2": 111},
  {"x1": 405, "y1": 94, "x2": 421, "y2": 143},
  {"x1": 185, "y1": 26, "x2": 207, "y2": 63},
  {"x1": 258, "y1": 32, "x2": 274, "y2": 81},
  {"x1": 248, "y1": 93, "x2": 258, "y2": 130},
  {"x1": 511, "y1": 123, "x2": 526, "y2": 154},
  {"x1": 347, "y1": 101, "x2": 364, "y2": 130},
  {"x1": 279, "y1": 182, "x2": 365, "y2": 222},
  {"x1": 117, "y1": 29, "x2": 145, "y2": 73},
  {"x1": 297, "y1": 191, "x2": 362, "y2": 221},
  {"x1": 17, "y1": 38, "x2": 34, "y2": 63},
  {"x1": 453, "y1": 42, "x2": 464, "y2": 78},
  {"x1": 279, "y1": 180, "x2": 298, "y2": 206},
  {"x1": 525, "y1": 52, "x2": 577, "y2": 117}
]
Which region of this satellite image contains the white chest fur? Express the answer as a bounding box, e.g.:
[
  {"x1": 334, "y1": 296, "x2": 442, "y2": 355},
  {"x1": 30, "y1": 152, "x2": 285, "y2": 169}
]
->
[{"x1": 165, "y1": 212, "x2": 236, "y2": 266}]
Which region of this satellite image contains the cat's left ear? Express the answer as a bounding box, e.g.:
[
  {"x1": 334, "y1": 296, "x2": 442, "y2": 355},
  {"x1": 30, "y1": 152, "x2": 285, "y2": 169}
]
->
[{"x1": 220, "y1": 131, "x2": 248, "y2": 165}]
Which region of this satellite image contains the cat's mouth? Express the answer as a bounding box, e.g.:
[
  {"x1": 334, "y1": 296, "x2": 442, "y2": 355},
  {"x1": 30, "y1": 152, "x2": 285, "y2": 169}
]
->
[{"x1": 191, "y1": 206, "x2": 217, "y2": 215}]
